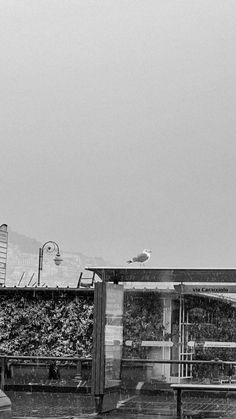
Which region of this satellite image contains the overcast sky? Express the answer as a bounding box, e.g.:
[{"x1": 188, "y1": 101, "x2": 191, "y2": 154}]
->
[{"x1": 1, "y1": 1, "x2": 236, "y2": 267}]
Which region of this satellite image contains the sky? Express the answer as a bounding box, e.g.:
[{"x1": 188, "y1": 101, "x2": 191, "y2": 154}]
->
[{"x1": 1, "y1": 0, "x2": 236, "y2": 267}]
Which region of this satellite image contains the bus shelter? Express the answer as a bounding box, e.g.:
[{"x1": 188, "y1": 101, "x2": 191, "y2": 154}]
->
[{"x1": 87, "y1": 267, "x2": 236, "y2": 412}]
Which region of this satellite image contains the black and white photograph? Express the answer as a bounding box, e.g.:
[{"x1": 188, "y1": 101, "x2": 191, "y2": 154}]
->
[{"x1": 1, "y1": 1, "x2": 236, "y2": 418}]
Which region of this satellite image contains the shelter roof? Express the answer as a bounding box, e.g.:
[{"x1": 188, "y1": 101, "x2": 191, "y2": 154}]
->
[{"x1": 85, "y1": 267, "x2": 236, "y2": 283}]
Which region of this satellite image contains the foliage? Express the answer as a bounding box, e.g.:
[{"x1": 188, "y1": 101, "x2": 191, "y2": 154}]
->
[
  {"x1": 0, "y1": 293, "x2": 93, "y2": 357},
  {"x1": 123, "y1": 293, "x2": 165, "y2": 358},
  {"x1": 185, "y1": 296, "x2": 236, "y2": 359},
  {"x1": 0, "y1": 290, "x2": 166, "y2": 360},
  {"x1": 1, "y1": 288, "x2": 235, "y2": 373},
  {"x1": 184, "y1": 296, "x2": 236, "y2": 379}
]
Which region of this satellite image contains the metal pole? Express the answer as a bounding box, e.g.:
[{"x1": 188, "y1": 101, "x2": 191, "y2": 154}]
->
[
  {"x1": 17, "y1": 272, "x2": 25, "y2": 286},
  {"x1": 37, "y1": 247, "x2": 42, "y2": 286},
  {"x1": 28, "y1": 273, "x2": 35, "y2": 287},
  {"x1": 75, "y1": 360, "x2": 82, "y2": 380},
  {"x1": 0, "y1": 357, "x2": 5, "y2": 390},
  {"x1": 178, "y1": 284, "x2": 183, "y2": 383},
  {"x1": 95, "y1": 395, "x2": 104, "y2": 414},
  {"x1": 176, "y1": 388, "x2": 182, "y2": 419}
]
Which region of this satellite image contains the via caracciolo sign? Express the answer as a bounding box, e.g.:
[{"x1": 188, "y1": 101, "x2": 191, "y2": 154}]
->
[
  {"x1": 192, "y1": 286, "x2": 229, "y2": 293},
  {"x1": 174, "y1": 284, "x2": 236, "y2": 293}
]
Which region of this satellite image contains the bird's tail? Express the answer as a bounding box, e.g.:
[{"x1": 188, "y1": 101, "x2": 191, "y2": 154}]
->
[{"x1": 126, "y1": 260, "x2": 133, "y2": 264}]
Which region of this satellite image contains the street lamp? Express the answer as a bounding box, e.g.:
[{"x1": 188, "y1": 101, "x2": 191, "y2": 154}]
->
[{"x1": 37, "y1": 241, "x2": 63, "y2": 286}]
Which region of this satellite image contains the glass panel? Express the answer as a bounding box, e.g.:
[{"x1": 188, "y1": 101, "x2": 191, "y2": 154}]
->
[
  {"x1": 122, "y1": 290, "x2": 170, "y2": 388},
  {"x1": 104, "y1": 283, "x2": 124, "y2": 389},
  {"x1": 118, "y1": 286, "x2": 236, "y2": 419}
]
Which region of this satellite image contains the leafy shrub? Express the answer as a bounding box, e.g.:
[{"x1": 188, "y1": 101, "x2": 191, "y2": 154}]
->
[
  {"x1": 123, "y1": 292, "x2": 165, "y2": 358},
  {"x1": 0, "y1": 293, "x2": 93, "y2": 357}
]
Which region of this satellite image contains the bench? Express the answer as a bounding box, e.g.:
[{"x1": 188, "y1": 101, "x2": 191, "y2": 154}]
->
[{"x1": 171, "y1": 383, "x2": 236, "y2": 419}]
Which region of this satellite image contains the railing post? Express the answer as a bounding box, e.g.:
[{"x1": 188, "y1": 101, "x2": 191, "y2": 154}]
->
[
  {"x1": 0, "y1": 357, "x2": 5, "y2": 390},
  {"x1": 176, "y1": 388, "x2": 182, "y2": 419},
  {"x1": 75, "y1": 360, "x2": 82, "y2": 380},
  {"x1": 95, "y1": 395, "x2": 104, "y2": 414}
]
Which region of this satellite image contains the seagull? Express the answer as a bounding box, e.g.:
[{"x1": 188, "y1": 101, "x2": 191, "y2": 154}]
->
[{"x1": 127, "y1": 249, "x2": 152, "y2": 265}]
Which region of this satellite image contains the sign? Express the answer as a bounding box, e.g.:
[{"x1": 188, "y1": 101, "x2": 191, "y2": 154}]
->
[
  {"x1": 141, "y1": 341, "x2": 173, "y2": 347},
  {"x1": 188, "y1": 341, "x2": 236, "y2": 348},
  {"x1": 175, "y1": 284, "x2": 236, "y2": 294},
  {"x1": 204, "y1": 342, "x2": 236, "y2": 348}
]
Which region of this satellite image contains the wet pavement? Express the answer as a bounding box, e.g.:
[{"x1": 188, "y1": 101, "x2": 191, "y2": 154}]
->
[
  {"x1": 6, "y1": 391, "x2": 236, "y2": 419},
  {"x1": 103, "y1": 394, "x2": 236, "y2": 419},
  {"x1": 6, "y1": 391, "x2": 95, "y2": 418}
]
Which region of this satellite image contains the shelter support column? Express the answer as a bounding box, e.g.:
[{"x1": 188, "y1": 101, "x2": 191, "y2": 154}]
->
[{"x1": 162, "y1": 297, "x2": 172, "y2": 379}]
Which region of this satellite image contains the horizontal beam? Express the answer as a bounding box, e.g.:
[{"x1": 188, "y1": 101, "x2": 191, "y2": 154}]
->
[
  {"x1": 2, "y1": 355, "x2": 233, "y2": 365},
  {"x1": 2, "y1": 355, "x2": 92, "y2": 362},
  {"x1": 121, "y1": 358, "x2": 236, "y2": 365},
  {"x1": 86, "y1": 268, "x2": 236, "y2": 283}
]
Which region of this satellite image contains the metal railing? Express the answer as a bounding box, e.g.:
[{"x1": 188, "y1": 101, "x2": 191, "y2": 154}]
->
[
  {"x1": 1, "y1": 355, "x2": 235, "y2": 389},
  {"x1": 0, "y1": 355, "x2": 93, "y2": 390}
]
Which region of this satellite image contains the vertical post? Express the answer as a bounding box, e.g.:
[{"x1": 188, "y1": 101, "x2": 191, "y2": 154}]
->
[
  {"x1": 182, "y1": 298, "x2": 185, "y2": 378},
  {"x1": 76, "y1": 360, "x2": 82, "y2": 380},
  {"x1": 178, "y1": 285, "x2": 183, "y2": 383},
  {"x1": 91, "y1": 282, "x2": 106, "y2": 413},
  {"x1": 94, "y1": 395, "x2": 104, "y2": 415},
  {"x1": 162, "y1": 298, "x2": 165, "y2": 377},
  {"x1": 0, "y1": 357, "x2": 5, "y2": 390},
  {"x1": 176, "y1": 388, "x2": 182, "y2": 419},
  {"x1": 37, "y1": 247, "x2": 42, "y2": 286}
]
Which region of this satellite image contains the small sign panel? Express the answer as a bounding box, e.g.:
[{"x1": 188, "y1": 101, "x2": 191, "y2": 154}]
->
[
  {"x1": 141, "y1": 341, "x2": 173, "y2": 347},
  {"x1": 188, "y1": 341, "x2": 236, "y2": 348},
  {"x1": 175, "y1": 284, "x2": 236, "y2": 294}
]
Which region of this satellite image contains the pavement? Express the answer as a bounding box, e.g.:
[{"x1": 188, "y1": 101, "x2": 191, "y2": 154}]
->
[
  {"x1": 101, "y1": 393, "x2": 236, "y2": 419},
  {"x1": 7, "y1": 386, "x2": 236, "y2": 418}
]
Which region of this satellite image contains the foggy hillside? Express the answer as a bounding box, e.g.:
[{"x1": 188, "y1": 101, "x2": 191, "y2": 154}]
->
[{"x1": 6, "y1": 228, "x2": 111, "y2": 287}]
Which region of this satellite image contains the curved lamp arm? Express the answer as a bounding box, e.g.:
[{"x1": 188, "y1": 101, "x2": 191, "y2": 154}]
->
[
  {"x1": 41, "y1": 241, "x2": 60, "y2": 255},
  {"x1": 38, "y1": 240, "x2": 62, "y2": 286}
]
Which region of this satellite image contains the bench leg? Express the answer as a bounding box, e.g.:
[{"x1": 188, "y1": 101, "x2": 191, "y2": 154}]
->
[{"x1": 176, "y1": 389, "x2": 182, "y2": 419}]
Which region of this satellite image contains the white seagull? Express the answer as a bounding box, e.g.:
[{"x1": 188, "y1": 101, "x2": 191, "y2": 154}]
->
[{"x1": 127, "y1": 249, "x2": 152, "y2": 265}]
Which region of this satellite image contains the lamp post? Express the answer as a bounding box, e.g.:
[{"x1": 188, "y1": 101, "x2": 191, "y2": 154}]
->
[{"x1": 37, "y1": 241, "x2": 63, "y2": 286}]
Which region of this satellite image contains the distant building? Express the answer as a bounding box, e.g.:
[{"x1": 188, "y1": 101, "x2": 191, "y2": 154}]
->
[{"x1": 0, "y1": 224, "x2": 8, "y2": 286}]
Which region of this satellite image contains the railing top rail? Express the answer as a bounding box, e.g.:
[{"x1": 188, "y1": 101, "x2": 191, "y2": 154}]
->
[
  {"x1": 0, "y1": 355, "x2": 92, "y2": 362},
  {"x1": 121, "y1": 358, "x2": 236, "y2": 365},
  {"x1": 1, "y1": 355, "x2": 235, "y2": 365}
]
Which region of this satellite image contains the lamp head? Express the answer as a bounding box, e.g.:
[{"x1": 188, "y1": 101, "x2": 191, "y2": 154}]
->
[{"x1": 54, "y1": 253, "x2": 63, "y2": 266}]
